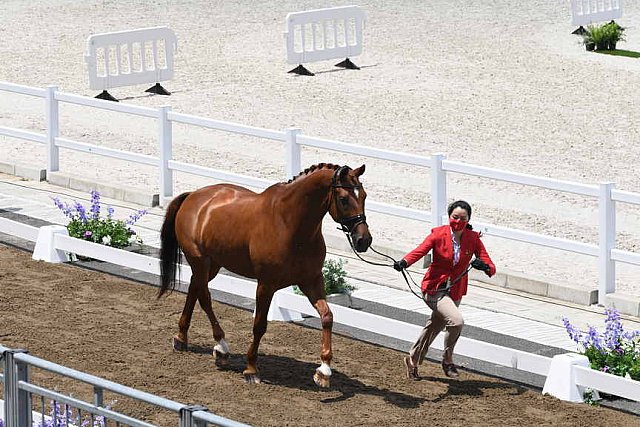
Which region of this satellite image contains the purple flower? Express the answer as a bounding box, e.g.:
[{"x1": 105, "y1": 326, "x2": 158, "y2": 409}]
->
[
  {"x1": 604, "y1": 308, "x2": 624, "y2": 349},
  {"x1": 126, "y1": 209, "x2": 147, "y2": 225},
  {"x1": 84, "y1": 230, "x2": 93, "y2": 238},
  {"x1": 562, "y1": 316, "x2": 584, "y2": 345},
  {"x1": 602, "y1": 366, "x2": 609, "y2": 373},
  {"x1": 52, "y1": 197, "x2": 74, "y2": 219},
  {"x1": 107, "y1": 206, "x2": 115, "y2": 219},
  {"x1": 90, "y1": 190, "x2": 101, "y2": 219},
  {"x1": 74, "y1": 202, "x2": 88, "y2": 223},
  {"x1": 585, "y1": 325, "x2": 604, "y2": 352}
]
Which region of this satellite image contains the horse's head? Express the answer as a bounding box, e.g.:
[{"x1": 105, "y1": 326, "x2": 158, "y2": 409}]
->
[{"x1": 329, "y1": 165, "x2": 372, "y2": 253}]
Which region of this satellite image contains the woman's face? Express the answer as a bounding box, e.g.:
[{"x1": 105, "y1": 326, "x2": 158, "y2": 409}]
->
[{"x1": 449, "y1": 207, "x2": 469, "y2": 222}]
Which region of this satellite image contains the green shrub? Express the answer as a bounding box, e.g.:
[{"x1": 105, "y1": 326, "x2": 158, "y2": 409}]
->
[
  {"x1": 322, "y1": 258, "x2": 355, "y2": 295},
  {"x1": 293, "y1": 258, "x2": 355, "y2": 296},
  {"x1": 583, "y1": 22, "x2": 625, "y2": 51}
]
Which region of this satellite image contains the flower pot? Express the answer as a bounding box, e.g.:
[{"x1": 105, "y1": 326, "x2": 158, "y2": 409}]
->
[
  {"x1": 585, "y1": 42, "x2": 595, "y2": 51},
  {"x1": 596, "y1": 42, "x2": 608, "y2": 51}
]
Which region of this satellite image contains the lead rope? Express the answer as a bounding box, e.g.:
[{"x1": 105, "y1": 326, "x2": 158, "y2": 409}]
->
[{"x1": 340, "y1": 227, "x2": 474, "y2": 303}]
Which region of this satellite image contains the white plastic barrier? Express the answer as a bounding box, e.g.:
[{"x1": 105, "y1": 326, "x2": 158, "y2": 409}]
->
[
  {"x1": 285, "y1": 5, "x2": 365, "y2": 74},
  {"x1": 571, "y1": 0, "x2": 623, "y2": 26},
  {"x1": 85, "y1": 26, "x2": 177, "y2": 99}
]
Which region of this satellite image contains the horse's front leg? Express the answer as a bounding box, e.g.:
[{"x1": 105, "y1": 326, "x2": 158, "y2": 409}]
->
[
  {"x1": 243, "y1": 282, "x2": 273, "y2": 384},
  {"x1": 312, "y1": 298, "x2": 333, "y2": 388},
  {"x1": 301, "y1": 276, "x2": 333, "y2": 388}
]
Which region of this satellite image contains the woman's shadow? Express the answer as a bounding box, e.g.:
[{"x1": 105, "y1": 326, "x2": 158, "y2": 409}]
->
[{"x1": 416, "y1": 374, "x2": 528, "y2": 403}]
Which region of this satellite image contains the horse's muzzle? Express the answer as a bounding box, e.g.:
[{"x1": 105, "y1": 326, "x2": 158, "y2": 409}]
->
[{"x1": 351, "y1": 224, "x2": 372, "y2": 253}]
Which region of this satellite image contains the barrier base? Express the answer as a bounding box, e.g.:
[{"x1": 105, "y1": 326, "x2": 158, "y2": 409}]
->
[
  {"x1": 95, "y1": 90, "x2": 119, "y2": 102},
  {"x1": 32, "y1": 225, "x2": 70, "y2": 263},
  {"x1": 542, "y1": 353, "x2": 590, "y2": 402},
  {"x1": 571, "y1": 26, "x2": 587, "y2": 35},
  {"x1": 145, "y1": 83, "x2": 171, "y2": 96},
  {"x1": 288, "y1": 64, "x2": 315, "y2": 76},
  {"x1": 335, "y1": 58, "x2": 360, "y2": 70}
]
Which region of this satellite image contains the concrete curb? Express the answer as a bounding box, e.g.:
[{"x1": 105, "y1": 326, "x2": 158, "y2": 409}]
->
[{"x1": 48, "y1": 172, "x2": 159, "y2": 207}]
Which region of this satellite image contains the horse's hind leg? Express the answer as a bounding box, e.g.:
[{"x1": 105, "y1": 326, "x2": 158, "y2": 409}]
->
[
  {"x1": 173, "y1": 275, "x2": 199, "y2": 351},
  {"x1": 173, "y1": 257, "x2": 209, "y2": 351},
  {"x1": 243, "y1": 282, "x2": 274, "y2": 384},
  {"x1": 196, "y1": 265, "x2": 230, "y2": 366}
]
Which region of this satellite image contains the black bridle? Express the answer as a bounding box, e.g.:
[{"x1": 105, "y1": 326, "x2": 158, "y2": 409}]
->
[{"x1": 330, "y1": 166, "x2": 367, "y2": 234}]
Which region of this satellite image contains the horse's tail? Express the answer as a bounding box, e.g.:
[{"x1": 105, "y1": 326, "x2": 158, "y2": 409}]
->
[{"x1": 159, "y1": 192, "x2": 191, "y2": 298}]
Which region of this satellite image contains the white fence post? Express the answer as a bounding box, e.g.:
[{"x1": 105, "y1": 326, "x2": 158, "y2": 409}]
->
[
  {"x1": 285, "y1": 127, "x2": 302, "y2": 179},
  {"x1": 431, "y1": 153, "x2": 447, "y2": 227},
  {"x1": 598, "y1": 182, "x2": 616, "y2": 302},
  {"x1": 45, "y1": 85, "x2": 59, "y2": 173},
  {"x1": 159, "y1": 105, "x2": 173, "y2": 205}
]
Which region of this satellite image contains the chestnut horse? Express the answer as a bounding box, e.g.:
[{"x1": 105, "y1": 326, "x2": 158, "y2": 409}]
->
[{"x1": 159, "y1": 163, "x2": 372, "y2": 387}]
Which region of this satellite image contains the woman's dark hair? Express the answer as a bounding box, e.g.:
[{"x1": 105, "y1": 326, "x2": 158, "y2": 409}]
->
[{"x1": 447, "y1": 200, "x2": 473, "y2": 230}]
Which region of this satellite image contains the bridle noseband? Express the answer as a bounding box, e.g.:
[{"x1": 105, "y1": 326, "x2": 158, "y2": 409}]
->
[{"x1": 331, "y1": 166, "x2": 367, "y2": 233}]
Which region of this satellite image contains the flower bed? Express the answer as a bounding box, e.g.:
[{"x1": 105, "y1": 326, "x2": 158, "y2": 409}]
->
[
  {"x1": 52, "y1": 190, "x2": 146, "y2": 249},
  {"x1": 563, "y1": 308, "x2": 640, "y2": 381}
]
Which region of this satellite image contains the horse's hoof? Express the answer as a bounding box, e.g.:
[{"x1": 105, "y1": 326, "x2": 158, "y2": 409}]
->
[
  {"x1": 243, "y1": 372, "x2": 261, "y2": 384},
  {"x1": 172, "y1": 336, "x2": 188, "y2": 351},
  {"x1": 314, "y1": 370, "x2": 331, "y2": 388},
  {"x1": 213, "y1": 350, "x2": 230, "y2": 367}
]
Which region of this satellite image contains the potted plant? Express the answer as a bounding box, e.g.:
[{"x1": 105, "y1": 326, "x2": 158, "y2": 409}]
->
[
  {"x1": 583, "y1": 24, "x2": 607, "y2": 51},
  {"x1": 603, "y1": 21, "x2": 625, "y2": 50},
  {"x1": 294, "y1": 258, "x2": 356, "y2": 307}
]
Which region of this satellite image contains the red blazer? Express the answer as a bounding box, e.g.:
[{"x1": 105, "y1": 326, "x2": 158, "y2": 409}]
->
[{"x1": 403, "y1": 224, "x2": 496, "y2": 301}]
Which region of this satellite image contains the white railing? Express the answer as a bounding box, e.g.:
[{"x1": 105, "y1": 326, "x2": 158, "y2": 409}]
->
[
  {"x1": 2, "y1": 218, "x2": 639, "y2": 404},
  {"x1": 284, "y1": 6, "x2": 365, "y2": 65},
  {"x1": 1, "y1": 80, "x2": 640, "y2": 302},
  {"x1": 85, "y1": 27, "x2": 177, "y2": 92},
  {"x1": 570, "y1": 0, "x2": 623, "y2": 26}
]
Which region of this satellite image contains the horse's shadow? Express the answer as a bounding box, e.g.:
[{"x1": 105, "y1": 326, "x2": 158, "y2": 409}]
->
[
  {"x1": 417, "y1": 375, "x2": 528, "y2": 403},
  {"x1": 183, "y1": 346, "x2": 424, "y2": 408}
]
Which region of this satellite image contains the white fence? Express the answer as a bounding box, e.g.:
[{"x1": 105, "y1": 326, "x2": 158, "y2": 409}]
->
[
  {"x1": 1, "y1": 80, "x2": 640, "y2": 303},
  {"x1": 571, "y1": 0, "x2": 623, "y2": 26},
  {"x1": 85, "y1": 26, "x2": 177, "y2": 97},
  {"x1": 1, "y1": 218, "x2": 639, "y2": 405},
  {"x1": 285, "y1": 6, "x2": 364, "y2": 66}
]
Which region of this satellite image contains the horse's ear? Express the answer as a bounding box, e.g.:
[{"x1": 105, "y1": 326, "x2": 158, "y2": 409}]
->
[
  {"x1": 354, "y1": 164, "x2": 366, "y2": 177},
  {"x1": 338, "y1": 166, "x2": 350, "y2": 181}
]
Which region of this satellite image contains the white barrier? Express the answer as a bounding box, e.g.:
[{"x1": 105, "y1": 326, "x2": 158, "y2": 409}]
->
[
  {"x1": 85, "y1": 26, "x2": 177, "y2": 101},
  {"x1": 543, "y1": 353, "x2": 640, "y2": 402},
  {"x1": 284, "y1": 5, "x2": 365, "y2": 75},
  {"x1": 571, "y1": 0, "x2": 623, "y2": 26}
]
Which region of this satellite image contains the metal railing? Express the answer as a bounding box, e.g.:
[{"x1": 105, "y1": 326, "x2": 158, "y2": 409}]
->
[{"x1": 0, "y1": 345, "x2": 248, "y2": 427}]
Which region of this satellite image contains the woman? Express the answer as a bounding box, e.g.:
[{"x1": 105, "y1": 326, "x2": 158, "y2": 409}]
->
[{"x1": 393, "y1": 200, "x2": 495, "y2": 379}]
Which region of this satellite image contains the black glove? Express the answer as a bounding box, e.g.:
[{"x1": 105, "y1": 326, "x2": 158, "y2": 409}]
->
[
  {"x1": 393, "y1": 259, "x2": 408, "y2": 271},
  {"x1": 471, "y1": 258, "x2": 490, "y2": 273}
]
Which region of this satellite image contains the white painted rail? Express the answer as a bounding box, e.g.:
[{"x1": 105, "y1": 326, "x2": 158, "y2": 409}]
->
[{"x1": 1, "y1": 80, "x2": 640, "y2": 302}]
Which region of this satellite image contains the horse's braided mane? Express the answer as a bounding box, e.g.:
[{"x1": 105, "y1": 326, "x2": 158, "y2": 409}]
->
[{"x1": 286, "y1": 163, "x2": 340, "y2": 184}]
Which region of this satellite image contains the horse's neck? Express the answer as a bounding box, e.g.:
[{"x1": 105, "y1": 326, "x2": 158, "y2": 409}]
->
[{"x1": 278, "y1": 172, "x2": 332, "y2": 240}]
